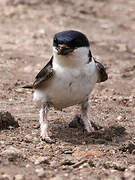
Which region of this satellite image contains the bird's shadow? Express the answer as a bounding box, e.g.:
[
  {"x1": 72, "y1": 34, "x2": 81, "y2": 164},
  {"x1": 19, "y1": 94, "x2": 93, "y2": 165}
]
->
[{"x1": 51, "y1": 115, "x2": 128, "y2": 145}]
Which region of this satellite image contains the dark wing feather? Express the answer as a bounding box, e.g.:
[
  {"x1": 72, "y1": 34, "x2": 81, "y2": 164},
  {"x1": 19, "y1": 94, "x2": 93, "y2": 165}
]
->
[
  {"x1": 94, "y1": 59, "x2": 108, "y2": 83},
  {"x1": 33, "y1": 56, "x2": 54, "y2": 88},
  {"x1": 23, "y1": 56, "x2": 54, "y2": 89}
]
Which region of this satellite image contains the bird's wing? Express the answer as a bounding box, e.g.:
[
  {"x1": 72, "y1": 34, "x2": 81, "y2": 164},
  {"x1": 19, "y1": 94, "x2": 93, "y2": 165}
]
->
[
  {"x1": 33, "y1": 56, "x2": 54, "y2": 88},
  {"x1": 94, "y1": 59, "x2": 108, "y2": 83},
  {"x1": 23, "y1": 56, "x2": 54, "y2": 89}
]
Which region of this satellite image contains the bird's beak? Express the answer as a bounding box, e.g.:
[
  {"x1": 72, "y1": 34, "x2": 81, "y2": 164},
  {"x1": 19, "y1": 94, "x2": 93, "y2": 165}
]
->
[{"x1": 56, "y1": 45, "x2": 74, "y2": 55}]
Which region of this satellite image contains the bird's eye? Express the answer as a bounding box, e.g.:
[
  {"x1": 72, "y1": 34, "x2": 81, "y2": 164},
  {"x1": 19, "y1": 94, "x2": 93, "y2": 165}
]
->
[{"x1": 53, "y1": 38, "x2": 58, "y2": 47}]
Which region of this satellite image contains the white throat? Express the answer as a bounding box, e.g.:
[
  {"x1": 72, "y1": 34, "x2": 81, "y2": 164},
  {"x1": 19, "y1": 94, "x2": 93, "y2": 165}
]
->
[{"x1": 53, "y1": 47, "x2": 90, "y2": 68}]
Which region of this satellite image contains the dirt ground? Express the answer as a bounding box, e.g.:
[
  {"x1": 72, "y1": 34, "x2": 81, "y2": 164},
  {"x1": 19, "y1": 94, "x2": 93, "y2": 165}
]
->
[{"x1": 0, "y1": 0, "x2": 135, "y2": 179}]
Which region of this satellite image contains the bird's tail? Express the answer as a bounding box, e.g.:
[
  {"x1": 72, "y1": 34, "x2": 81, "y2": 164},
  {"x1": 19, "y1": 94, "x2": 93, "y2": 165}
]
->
[{"x1": 23, "y1": 85, "x2": 33, "y2": 89}]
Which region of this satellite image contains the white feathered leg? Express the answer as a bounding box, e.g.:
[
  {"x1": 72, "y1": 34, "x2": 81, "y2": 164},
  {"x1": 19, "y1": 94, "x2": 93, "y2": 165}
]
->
[
  {"x1": 81, "y1": 99, "x2": 94, "y2": 132},
  {"x1": 39, "y1": 104, "x2": 53, "y2": 143}
]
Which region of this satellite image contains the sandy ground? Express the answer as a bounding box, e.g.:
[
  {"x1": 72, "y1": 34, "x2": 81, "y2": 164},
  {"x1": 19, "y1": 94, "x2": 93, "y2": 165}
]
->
[{"x1": 0, "y1": 0, "x2": 135, "y2": 179}]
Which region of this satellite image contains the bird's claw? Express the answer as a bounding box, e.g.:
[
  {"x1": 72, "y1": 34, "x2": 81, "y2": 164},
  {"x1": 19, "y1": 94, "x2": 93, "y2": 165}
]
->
[
  {"x1": 85, "y1": 123, "x2": 95, "y2": 133},
  {"x1": 41, "y1": 136, "x2": 55, "y2": 143}
]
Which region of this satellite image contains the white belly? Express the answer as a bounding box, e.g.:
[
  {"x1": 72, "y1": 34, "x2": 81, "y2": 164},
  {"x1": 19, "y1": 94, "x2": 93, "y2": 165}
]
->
[{"x1": 33, "y1": 63, "x2": 97, "y2": 109}]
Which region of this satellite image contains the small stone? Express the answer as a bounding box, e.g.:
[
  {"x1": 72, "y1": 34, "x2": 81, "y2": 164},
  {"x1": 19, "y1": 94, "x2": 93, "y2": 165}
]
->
[
  {"x1": 25, "y1": 134, "x2": 33, "y2": 142},
  {"x1": 110, "y1": 149, "x2": 116, "y2": 154},
  {"x1": 38, "y1": 29, "x2": 46, "y2": 35},
  {"x1": 61, "y1": 159, "x2": 75, "y2": 166},
  {"x1": 26, "y1": 164, "x2": 31, "y2": 168},
  {"x1": 127, "y1": 40, "x2": 135, "y2": 54},
  {"x1": 72, "y1": 159, "x2": 87, "y2": 169},
  {"x1": 117, "y1": 115, "x2": 123, "y2": 120},
  {"x1": 23, "y1": 65, "x2": 33, "y2": 73},
  {"x1": 119, "y1": 141, "x2": 135, "y2": 153},
  {"x1": 117, "y1": 43, "x2": 127, "y2": 52},
  {"x1": 132, "y1": 149, "x2": 135, "y2": 155},
  {"x1": 33, "y1": 124, "x2": 40, "y2": 129},
  {"x1": 1, "y1": 173, "x2": 12, "y2": 180},
  {"x1": 82, "y1": 141, "x2": 86, "y2": 145},
  {"x1": 50, "y1": 160, "x2": 58, "y2": 168},
  {"x1": 2, "y1": 146, "x2": 22, "y2": 162},
  {"x1": 63, "y1": 150, "x2": 73, "y2": 154},
  {"x1": 36, "y1": 145, "x2": 44, "y2": 149},
  {"x1": 2, "y1": 146, "x2": 21, "y2": 156},
  {"x1": 106, "y1": 161, "x2": 126, "y2": 171},
  {"x1": 88, "y1": 160, "x2": 95, "y2": 167},
  {"x1": 14, "y1": 174, "x2": 25, "y2": 180},
  {"x1": 64, "y1": 173, "x2": 68, "y2": 177},
  {"x1": 33, "y1": 137, "x2": 39, "y2": 142},
  {"x1": 101, "y1": 23, "x2": 111, "y2": 29},
  {"x1": 124, "y1": 165, "x2": 135, "y2": 179},
  {"x1": 128, "y1": 165, "x2": 135, "y2": 172},
  {"x1": 0, "y1": 111, "x2": 19, "y2": 130},
  {"x1": 35, "y1": 168, "x2": 45, "y2": 178},
  {"x1": 34, "y1": 156, "x2": 49, "y2": 165},
  {"x1": 5, "y1": 142, "x2": 14, "y2": 145},
  {"x1": 15, "y1": 88, "x2": 24, "y2": 93}
]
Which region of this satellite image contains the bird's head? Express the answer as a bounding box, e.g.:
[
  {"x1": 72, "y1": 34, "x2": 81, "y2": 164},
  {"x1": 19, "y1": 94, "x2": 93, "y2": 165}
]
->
[{"x1": 53, "y1": 30, "x2": 91, "y2": 67}]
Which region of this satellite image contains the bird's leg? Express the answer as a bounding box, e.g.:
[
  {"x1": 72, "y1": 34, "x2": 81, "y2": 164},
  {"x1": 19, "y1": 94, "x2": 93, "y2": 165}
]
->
[
  {"x1": 81, "y1": 99, "x2": 94, "y2": 132},
  {"x1": 39, "y1": 104, "x2": 53, "y2": 143}
]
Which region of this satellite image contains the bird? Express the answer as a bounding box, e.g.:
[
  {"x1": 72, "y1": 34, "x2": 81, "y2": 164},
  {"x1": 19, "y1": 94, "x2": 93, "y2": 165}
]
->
[{"x1": 23, "y1": 30, "x2": 108, "y2": 143}]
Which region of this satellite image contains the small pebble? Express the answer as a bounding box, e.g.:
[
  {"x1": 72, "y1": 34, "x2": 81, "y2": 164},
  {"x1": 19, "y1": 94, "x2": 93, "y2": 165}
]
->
[
  {"x1": 26, "y1": 164, "x2": 31, "y2": 168},
  {"x1": 128, "y1": 165, "x2": 135, "y2": 172},
  {"x1": 1, "y1": 173, "x2": 11, "y2": 180},
  {"x1": 15, "y1": 88, "x2": 24, "y2": 93},
  {"x1": 14, "y1": 174, "x2": 25, "y2": 180},
  {"x1": 124, "y1": 166, "x2": 135, "y2": 179},
  {"x1": 50, "y1": 160, "x2": 57, "y2": 168},
  {"x1": 24, "y1": 134, "x2": 33, "y2": 143},
  {"x1": 35, "y1": 168, "x2": 46, "y2": 178},
  {"x1": 132, "y1": 149, "x2": 135, "y2": 155},
  {"x1": 33, "y1": 137, "x2": 39, "y2": 142},
  {"x1": 117, "y1": 43, "x2": 127, "y2": 52},
  {"x1": 36, "y1": 145, "x2": 44, "y2": 149},
  {"x1": 61, "y1": 159, "x2": 75, "y2": 166},
  {"x1": 34, "y1": 156, "x2": 49, "y2": 165},
  {"x1": 117, "y1": 115, "x2": 123, "y2": 120},
  {"x1": 64, "y1": 173, "x2": 68, "y2": 177},
  {"x1": 2, "y1": 146, "x2": 21, "y2": 156},
  {"x1": 63, "y1": 151, "x2": 73, "y2": 154}
]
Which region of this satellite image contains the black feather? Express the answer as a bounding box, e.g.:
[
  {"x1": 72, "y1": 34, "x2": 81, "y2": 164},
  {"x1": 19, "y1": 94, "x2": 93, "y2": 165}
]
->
[
  {"x1": 94, "y1": 59, "x2": 108, "y2": 83},
  {"x1": 53, "y1": 30, "x2": 89, "y2": 49},
  {"x1": 23, "y1": 85, "x2": 33, "y2": 89},
  {"x1": 33, "y1": 56, "x2": 54, "y2": 88}
]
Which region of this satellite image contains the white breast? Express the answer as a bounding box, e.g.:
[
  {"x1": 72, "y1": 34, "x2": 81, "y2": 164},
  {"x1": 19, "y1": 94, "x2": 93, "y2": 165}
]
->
[{"x1": 33, "y1": 58, "x2": 98, "y2": 109}]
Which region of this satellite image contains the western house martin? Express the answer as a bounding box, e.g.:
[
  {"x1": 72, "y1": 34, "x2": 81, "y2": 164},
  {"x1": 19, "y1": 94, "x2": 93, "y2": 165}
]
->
[{"x1": 23, "y1": 30, "x2": 108, "y2": 143}]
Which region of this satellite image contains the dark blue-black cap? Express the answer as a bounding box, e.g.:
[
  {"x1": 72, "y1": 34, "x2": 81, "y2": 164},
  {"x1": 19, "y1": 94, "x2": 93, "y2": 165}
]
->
[{"x1": 53, "y1": 30, "x2": 90, "y2": 48}]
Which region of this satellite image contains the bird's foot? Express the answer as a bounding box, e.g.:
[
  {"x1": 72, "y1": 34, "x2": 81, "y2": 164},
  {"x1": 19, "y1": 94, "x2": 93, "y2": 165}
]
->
[
  {"x1": 85, "y1": 123, "x2": 95, "y2": 133},
  {"x1": 41, "y1": 135, "x2": 55, "y2": 143}
]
